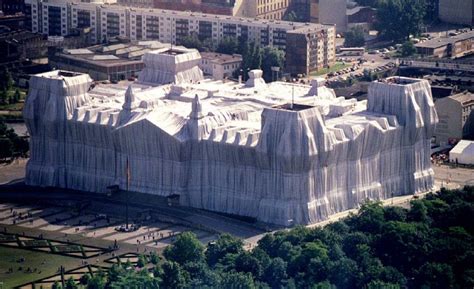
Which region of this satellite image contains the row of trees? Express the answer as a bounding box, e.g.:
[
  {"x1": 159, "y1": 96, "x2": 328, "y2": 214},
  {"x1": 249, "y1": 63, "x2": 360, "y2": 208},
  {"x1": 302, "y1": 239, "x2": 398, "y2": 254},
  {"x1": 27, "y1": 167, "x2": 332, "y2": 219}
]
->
[
  {"x1": 0, "y1": 68, "x2": 21, "y2": 105},
  {"x1": 179, "y1": 34, "x2": 285, "y2": 82},
  {"x1": 0, "y1": 117, "x2": 28, "y2": 161},
  {"x1": 68, "y1": 186, "x2": 473, "y2": 288},
  {"x1": 0, "y1": 88, "x2": 22, "y2": 105},
  {"x1": 347, "y1": 0, "x2": 443, "y2": 47}
]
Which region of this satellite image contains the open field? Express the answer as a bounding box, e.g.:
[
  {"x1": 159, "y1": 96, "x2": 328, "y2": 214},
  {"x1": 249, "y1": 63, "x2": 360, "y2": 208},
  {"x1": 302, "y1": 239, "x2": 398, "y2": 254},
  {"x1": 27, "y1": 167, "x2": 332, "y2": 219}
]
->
[
  {"x1": 311, "y1": 62, "x2": 351, "y2": 76},
  {"x1": 0, "y1": 246, "x2": 79, "y2": 288}
]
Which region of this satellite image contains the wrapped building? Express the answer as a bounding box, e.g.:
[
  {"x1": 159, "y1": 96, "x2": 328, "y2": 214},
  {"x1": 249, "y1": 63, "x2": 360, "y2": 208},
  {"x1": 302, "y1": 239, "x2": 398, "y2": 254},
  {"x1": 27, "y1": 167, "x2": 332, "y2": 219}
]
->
[{"x1": 24, "y1": 47, "x2": 438, "y2": 226}]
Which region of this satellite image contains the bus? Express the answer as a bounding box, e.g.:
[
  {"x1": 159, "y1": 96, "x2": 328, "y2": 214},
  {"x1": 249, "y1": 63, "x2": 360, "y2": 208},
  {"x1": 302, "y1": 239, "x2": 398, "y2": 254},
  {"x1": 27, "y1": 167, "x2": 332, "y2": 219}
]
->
[{"x1": 337, "y1": 47, "x2": 366, "y2": 56}]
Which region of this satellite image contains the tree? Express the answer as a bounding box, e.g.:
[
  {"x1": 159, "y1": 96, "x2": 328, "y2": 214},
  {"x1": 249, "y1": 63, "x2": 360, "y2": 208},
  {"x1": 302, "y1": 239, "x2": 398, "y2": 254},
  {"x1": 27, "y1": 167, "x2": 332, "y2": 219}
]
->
[
  {"x1": 52, "y1": 281, "x2": 62, "y2": 289},
  {"x1": 216, "y1": 37, "x2": 239, "y2": 55},
  {"x1": 150, "y1": 251, "x2": 160, "y2": 265},
  {"x1": 349, "y1": 201, "x2": 385, "y2": 234},
  {"x1": 110, "y1": 270, "x2": 159, "y2": 289},
  {"x1": 108, "y1": 264, "x2": 126, "y2": 283},
  {"x1": 0, "y1": 117, "x2": 7, "y2": 135},
  {"x1": 261, "y1": 47, "x2": 285, "y2": 82},
  {"x1": 206, "y1": 233, "x2": 244, "y2": 266},
  {"x1": 65, "y1": 277, "x2": 78, "y2": 289},
  {"x1": 179, "y1": 33, "x2": 203, "y2": 51},
  {"x1": 312, "y1": 281, "x2": 336, "y2": 289},
  {"x1": 362, "y1": 68, "x2": 378, "y2": 81},
  {"x1": 415, "y1": 263, "x2": 455, "y2": 289},
  {"x1": 263, "y1": 257, "x2": 288, "y2": 288},
  {"x1": 0, "y1": 137, "x2": 13, "y2": 160},
  {"x1": 12, "y1": 89, "x2": 21, "y2": 104},
  {"x1": 220, "y1": 271, "x2": 256, "y2": 289},
  {"x1": 376, "y1": 0, "x2": 426, "y2": 41},
  {"x1": 183, "y1": 261, "x2": 220, "y2": 287},
  {"x1": 354, "y1": 0, "x2": 381, "y2": 7},
  {"x1": 408, "y1": 199, "x2": 429, "y2": 222},
  {"x1": 0, "y1": 89, "x2": 7, "y2": 105},
  {"x1": 328, "y1": 258, "x2": 358, "y2": 288},
  {"x1": 160, "y1": 261, "x2": 188, "y2": 289},
  {"x1": 235, "y1": 252, "x2": 263, "y2": 278},
  {"x1": 137, "y1": 254, "x2": 147, "y2": 268},
  {"x1": 163, "y1": 232, "x2": 205, "y2": 265},
  {"x1": 400, "y1": 41, "x2": 417, "y2": 57},
  {"x1": 424, "y1": 0, "x2": 439, "y2": 23},
  {"x1": 250, "y1": 44, "x2": 262, "y2": 70},
  {"x1": 0, "y1": 67, "x2": 13, "y2": 91},
  {"x1": 86, "y1": 273, "x2": 106, "y2": 289},
  {"x1": 366, "y1": 280, "x2": 400, "y2": 289},
  {"x1": 80, "y1": 273, "x2": 92, "y2": 285},
  {"x1": 344, "y1": 26, "x2": 365, "y2": 47}
]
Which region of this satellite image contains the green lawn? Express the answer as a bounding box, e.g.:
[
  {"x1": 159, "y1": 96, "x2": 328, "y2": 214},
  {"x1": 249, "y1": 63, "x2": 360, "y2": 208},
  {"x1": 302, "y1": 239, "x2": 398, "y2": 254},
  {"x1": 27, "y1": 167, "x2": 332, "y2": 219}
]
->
[
  {"x1": 0, "y1": 246, "x2": 80, "y2": 288},
  {"x1": 311, "y1": 62, "x2": 351, "y2": 76},
  {"x1": 0, "y1": 88, "x2": 27, "y2": 112}
]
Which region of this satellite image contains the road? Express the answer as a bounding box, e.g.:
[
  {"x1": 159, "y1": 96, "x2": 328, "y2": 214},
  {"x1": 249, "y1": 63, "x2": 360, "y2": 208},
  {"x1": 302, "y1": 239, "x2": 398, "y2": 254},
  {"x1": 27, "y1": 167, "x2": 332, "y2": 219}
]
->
[
  {"x1": 433, "y1": 164, "x2": 474, "y2": 188},
  {"x1": 0, "y1": 160, "x2": 471, "y2": 247}
]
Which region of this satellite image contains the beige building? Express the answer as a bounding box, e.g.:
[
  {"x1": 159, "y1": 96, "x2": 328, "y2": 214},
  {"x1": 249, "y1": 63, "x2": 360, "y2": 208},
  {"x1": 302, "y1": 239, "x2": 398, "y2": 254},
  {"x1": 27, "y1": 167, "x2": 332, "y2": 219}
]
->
[
  {"x1": 286, "y1": 25, "x2": 336, "y2": 75},
  {"x1": 415, "y1": 31, "x2": 474, "y2": 59},
  {"x1": 439, "y1": 0, "x2": 473, "y2": 26},
  {"x1": 27, "y1": 0, "x2": 335, "y2": 76},
  {"x1": 318, "y1": 0, "x2": 346, "y2": 33},
  {"x1": 199, "y1": 52, "x2": 242, "y2": 80},
  {"x1": 151, "y1": 0, "x2": 298, "y2": 20},
  {"x1": 434, "y1": 92, "x2": 474, "y2": 145}
]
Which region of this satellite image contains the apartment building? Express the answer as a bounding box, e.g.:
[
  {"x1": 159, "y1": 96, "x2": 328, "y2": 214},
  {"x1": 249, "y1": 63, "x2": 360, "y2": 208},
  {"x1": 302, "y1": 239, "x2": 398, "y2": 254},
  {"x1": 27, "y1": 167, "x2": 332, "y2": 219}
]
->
[
  {"x1": 70, "y1": 2, "x2": 99, "y2": 43},
  {"x1": 439, "y1": 0, "x2": 473, "y2": 26},
  {"x1": 286, "y1": 25, "x2": 335, "y2": 75},
  {"x1": 199, "y1": 52, "x2": 242, "y2": 80},
  {"x1": 435, "y1": 91, "x2": 474, "y2": 145},
  {"x1": 152, "y1": 0, "x2": 306, "y2": 20},
  {"x1": 40, "y1": 0, "x2": 69, "y2": 36},
  {"x1": 25, "y1": 0, "x2": 335, "y2": 75}
]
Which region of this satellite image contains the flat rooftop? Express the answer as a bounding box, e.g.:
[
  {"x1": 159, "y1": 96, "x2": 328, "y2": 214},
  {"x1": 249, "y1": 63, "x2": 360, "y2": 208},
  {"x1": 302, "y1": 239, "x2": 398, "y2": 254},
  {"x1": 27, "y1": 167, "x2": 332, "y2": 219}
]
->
[
  {"x1": 416, "y1": 31, "x2": 474, "y2": 49},
  {"x1": 93, "y1": 3, "x2": 330, "y2": 31},
  {"x1": 56, "y1": 41, "x2": 174, "y2": 67},
  {"x1": 200, "y1": 52, "x2": 242, "y2": 64}
]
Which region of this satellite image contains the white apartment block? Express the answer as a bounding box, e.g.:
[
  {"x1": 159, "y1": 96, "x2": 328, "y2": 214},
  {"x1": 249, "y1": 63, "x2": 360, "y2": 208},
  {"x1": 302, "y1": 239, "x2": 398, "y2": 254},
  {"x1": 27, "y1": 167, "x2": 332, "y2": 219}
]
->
[
  {"x1": 38, "y1": 0, "x2": 69, "y2": 36},
  {"x1": 25, "y1": 0, "x2": 335, "y2": 75},
  {"x1": 70, "y1": 3, "x2": 99, "y2": 43}
]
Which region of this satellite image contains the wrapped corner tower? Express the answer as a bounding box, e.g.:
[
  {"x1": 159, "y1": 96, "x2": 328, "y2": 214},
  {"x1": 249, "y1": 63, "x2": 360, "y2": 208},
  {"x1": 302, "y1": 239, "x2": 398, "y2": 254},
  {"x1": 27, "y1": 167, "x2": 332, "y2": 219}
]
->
[{"x1": 24, "y1": 50, "x2": 438, "y2": 226}]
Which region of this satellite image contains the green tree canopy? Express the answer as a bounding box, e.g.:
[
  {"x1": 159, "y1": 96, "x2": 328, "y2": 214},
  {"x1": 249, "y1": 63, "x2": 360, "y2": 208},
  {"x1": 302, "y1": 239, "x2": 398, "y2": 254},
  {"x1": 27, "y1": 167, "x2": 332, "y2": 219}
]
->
[
  {"x1": 376, "y1": 0, "x2": 426, "y2": 41},
  {"x1": 206, "y1": 233, "x2": 244, "y2": 266},
  {"x1": 163, "y1": 232, "x2": 205, "y2": 265},
  {"x1": 344, "y1": 26, "x2": 365, "y2": 47},
  {"x1": 65, "y1": 277, "x2": 78, "y2": 289},
  {"x1": 160, "y1": 261, "x2": 189, "y2": 289},
  {"x1": 400, "y1": 41, "x2": 417, "y2": 57},
  {"x1": 261, "y1": 47, "x2": 285, "y2": 82},
  {"x1": 216, "y1": 37, "x2": 239, "y2": 55},
  {"x1": 220, "y1": 271, "x2": 256, "y2": 289}
]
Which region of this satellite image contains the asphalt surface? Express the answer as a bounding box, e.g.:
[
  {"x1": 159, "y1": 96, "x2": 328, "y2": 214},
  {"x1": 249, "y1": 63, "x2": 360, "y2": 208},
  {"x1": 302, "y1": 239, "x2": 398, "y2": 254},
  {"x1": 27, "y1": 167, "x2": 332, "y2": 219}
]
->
[{"x1": 0, "y1": 160, "x2": 471, "y2": 248}]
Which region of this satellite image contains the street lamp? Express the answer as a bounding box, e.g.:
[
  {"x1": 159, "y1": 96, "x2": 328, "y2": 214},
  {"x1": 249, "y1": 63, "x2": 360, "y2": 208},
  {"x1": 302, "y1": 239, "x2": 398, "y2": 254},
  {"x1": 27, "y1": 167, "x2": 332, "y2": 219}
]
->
[
  {"x1": 291, "y1": 78, "x2": 296, "y2": 110},
  {"x1": 271, "y1": 66, "x2": 280, "y2": 82}
]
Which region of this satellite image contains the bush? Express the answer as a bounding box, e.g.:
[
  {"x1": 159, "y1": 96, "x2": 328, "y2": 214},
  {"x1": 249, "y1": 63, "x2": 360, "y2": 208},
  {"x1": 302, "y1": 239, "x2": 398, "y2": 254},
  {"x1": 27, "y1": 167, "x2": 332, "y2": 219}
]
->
[
  {"x1": 400, "y1": 41, "x2": 417, "y2": 57},
  {"x1": 344, "y1": 27, "x2": 365, "y2": 47}
]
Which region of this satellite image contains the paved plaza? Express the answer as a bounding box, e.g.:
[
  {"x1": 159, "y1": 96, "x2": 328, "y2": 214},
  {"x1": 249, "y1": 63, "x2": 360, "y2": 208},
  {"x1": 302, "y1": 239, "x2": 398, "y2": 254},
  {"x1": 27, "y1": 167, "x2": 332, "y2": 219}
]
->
[{"x1": 0, "y1": 202, "x2": 219, "y2": 253}]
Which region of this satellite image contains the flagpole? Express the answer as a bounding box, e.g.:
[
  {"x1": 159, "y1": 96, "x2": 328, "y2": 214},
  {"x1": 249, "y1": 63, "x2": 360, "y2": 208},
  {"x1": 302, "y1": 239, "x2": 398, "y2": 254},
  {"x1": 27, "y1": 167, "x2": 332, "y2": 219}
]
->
[{"x1": 126, "y1": 158, "x2": 130, "y2": 230}]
